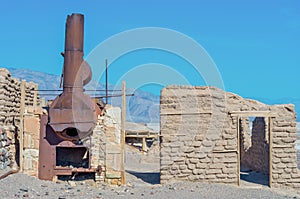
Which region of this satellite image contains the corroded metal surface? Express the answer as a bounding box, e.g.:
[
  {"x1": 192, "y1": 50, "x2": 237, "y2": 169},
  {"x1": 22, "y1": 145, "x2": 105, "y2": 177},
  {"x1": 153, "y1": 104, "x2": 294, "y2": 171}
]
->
[
  {"x1": 49, "y1": 13, "x2": 98, "y2": 140},
  {"x1": 39, "y1": 13, "x2": 101, "y2": 181}
]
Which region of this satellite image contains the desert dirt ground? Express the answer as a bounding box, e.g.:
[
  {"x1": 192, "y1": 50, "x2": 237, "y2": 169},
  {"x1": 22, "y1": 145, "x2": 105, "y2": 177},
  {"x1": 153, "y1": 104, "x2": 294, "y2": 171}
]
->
[{"x1": 0, "y1": 145, "x2": 299, "y2": 199}]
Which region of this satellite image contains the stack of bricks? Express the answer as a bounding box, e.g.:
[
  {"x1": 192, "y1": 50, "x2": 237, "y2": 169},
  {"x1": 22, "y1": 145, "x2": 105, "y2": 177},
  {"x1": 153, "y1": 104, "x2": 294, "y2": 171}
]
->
[
  {"x1": 0, "y1": 127, "x2": 13, "y2": 170},
  {"x1": 0, "y1": 68, "x2": 40, "y2": 172},
  {"x1": 160, "y1": 85, "x2": 300, "y2": 190}
]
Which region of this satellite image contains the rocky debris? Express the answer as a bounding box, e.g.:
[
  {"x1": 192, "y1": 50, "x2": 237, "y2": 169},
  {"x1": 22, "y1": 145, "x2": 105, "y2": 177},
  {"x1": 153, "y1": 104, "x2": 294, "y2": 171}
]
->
[
  {"x1": 0, "y1": 128, "x2": 14, "y2": 170},
  {"x1": 1, "y1": 146, "x2": 300, "y2": 199},
  {"x1": 0, "y1": 172, "x2": 299, "y2": 199}
]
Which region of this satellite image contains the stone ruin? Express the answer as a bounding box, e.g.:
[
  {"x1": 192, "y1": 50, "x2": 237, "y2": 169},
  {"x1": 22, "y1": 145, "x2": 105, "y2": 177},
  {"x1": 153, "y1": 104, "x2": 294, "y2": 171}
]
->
[
  {"x1": 0, "y1": 68, "x2": 123, "y2": 185},
  {"x1": 0, "y1": 68, "x2": 299, "y2": 190},
  {"x1": 160, "y1": 85, "x2": 300, "y2": 190},
  {"x1": 0, "y1": 68, "x2": 40, "y2": 172}
]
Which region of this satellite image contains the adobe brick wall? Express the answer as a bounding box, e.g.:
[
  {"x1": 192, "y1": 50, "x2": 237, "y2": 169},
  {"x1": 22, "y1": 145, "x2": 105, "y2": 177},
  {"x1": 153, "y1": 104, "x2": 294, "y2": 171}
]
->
[
  {"x1": 160, "y1": 85, "x2": 300, "y2": 190},
  {"x1": 23, "y1": 112, "x2": 41, "y2": 176},
  {"x1": 0, "y1": 68, "x2": 40, "y2": 172}
]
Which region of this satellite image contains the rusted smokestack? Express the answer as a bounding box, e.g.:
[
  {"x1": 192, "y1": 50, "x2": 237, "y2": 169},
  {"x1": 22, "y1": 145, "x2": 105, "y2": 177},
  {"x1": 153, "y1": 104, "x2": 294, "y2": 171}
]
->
[{"x1": 49, "y1": 13, "x2": 98, "y2": 140}]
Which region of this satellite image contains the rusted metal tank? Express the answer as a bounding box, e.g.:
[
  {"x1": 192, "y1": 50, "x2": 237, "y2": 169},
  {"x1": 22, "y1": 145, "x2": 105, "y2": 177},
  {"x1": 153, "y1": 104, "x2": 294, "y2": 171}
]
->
[
  {"x1": 38, "y1": 13, "x2": 100, "y2": 181},
  {"x1": 49, "y1": 13, "x2": 98, "y2": 140}
]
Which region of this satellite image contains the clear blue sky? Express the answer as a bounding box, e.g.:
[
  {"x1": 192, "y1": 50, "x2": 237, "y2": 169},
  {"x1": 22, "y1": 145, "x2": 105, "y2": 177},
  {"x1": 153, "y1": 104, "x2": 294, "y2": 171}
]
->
[{"x1": 0, "y1": 0, "x2": 299, "y2": 99}]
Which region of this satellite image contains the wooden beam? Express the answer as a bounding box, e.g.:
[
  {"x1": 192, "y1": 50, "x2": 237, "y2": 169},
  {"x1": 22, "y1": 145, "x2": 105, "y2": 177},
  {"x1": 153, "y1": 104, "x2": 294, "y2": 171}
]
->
[
  {"x1": 212, "y1": 150, "x2": 238, "y2": 153},
  {"x1": 142, "y1": 137, "x2": 146, "y2": 155},
  {"x1": 269, "y1": 117, "x2": 273, "y2": 188},
  {"x1": 160, "y1": 112, "x2": 212, "y2": 116},
  {"x1": 19, "y1": 80, "x2": 26, "y2": 172},
  {"x1": 120, "y1": 81, "x2": 126, "y2": 185},
  {"x1": 33, "y1": 84, "x2": 38, "y2": 110},
  {"x1": 229, "y1": 111, "x2": 275, "y2": 117},
  {"x1": 237, "y1": 116, "x2": 240, "y2": 187}
]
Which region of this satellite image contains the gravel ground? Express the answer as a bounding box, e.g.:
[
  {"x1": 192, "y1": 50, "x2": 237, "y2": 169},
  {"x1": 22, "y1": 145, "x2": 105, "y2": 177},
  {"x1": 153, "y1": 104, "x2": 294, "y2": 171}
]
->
[
  {"x1": 0, "y1": 147, "x2": 299, "y2": 199},
  {"x1": 0, "y1": 173, "x2": 299, "y2": 199}
]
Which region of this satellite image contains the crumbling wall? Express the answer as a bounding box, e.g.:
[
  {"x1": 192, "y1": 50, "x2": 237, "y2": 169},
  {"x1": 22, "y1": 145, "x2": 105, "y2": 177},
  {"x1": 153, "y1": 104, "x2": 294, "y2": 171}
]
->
[
  {"x1": 160, "y1": 86, "x2": 235, "y2": 184},
  {"x1": 241, "y1": 117, "x2": 269, "y2": 175},
  {"x1": 0, "y1": 68, "x2": 40, "y2": 171},
  {"x1": 160, "y1": 85, "x2": 300, "y2": 190},
  {"x1": 270, "y1": 105, "x2": 300, "y2": 189},
  {"x1": 0, "y1": 127, "x2": 14, "y2": 170},
  {"x1": 23, "y1": 110, "x2": 42, "y2": 176},
  {"x1": 239, "y1": 118, "x2": 251, "y2": 168},
  {"x1": 89, "y1": 105, "x2": 122, "y2": 185}
]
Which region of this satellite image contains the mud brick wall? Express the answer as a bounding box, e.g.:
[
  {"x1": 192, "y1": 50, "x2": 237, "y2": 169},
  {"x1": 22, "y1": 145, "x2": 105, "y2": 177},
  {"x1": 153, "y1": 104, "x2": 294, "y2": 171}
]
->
[
  {"x1": 0, "y1": 68, "x2": 40, "y2": 171},
  {"x1": 88, "y1": 106, "x2": 122, "y2": 185},
  {"x1": 271, "y1": 105, "x2": 300, "y2": 189},
  {"x1": 23, "y1": 112, "x2": 41, "y2": 176},
  {"x1": 160, "y1": 85, "x2": 300, "y2": 190},
  {"x1": 0, "y1": 127, "x2": 14, "y2": 170}
]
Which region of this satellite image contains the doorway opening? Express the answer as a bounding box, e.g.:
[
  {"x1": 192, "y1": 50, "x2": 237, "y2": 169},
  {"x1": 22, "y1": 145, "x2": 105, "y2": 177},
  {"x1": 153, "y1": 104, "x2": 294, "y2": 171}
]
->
[{"x1": 238, "y1": 115, "x2": 271, "y2": 187}]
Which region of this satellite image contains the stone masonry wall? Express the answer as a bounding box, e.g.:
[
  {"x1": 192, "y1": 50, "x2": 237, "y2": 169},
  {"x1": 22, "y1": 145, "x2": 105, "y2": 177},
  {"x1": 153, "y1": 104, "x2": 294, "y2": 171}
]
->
[
  {"x1": 270, "y1": 105, "x2": 300, "y2": 189},
  {"x1": 0, "y1": 68, "x2": 40, "y2": 172},
  {"x1": 160, "y1": 85, "x2": 300, "y2": 190},
  {"x1": 23, "y1": 110, "x2": 42, "y2": 176},
  {"x1": 89, "y1": 105, "x2": 122, "y2": 185}
]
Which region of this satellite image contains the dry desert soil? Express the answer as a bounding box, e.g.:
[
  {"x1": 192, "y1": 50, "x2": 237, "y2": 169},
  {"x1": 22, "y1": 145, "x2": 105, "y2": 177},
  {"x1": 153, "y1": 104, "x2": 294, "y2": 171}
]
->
[{"x1": 0, "y1": 145, "x2": 299, "y2": 199}]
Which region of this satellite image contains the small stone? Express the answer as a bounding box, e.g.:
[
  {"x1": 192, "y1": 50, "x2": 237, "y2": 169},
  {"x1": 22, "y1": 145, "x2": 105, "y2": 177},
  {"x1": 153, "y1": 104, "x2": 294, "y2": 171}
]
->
[{"x1": 68, "y1": 181, "x2": 76, "y2": 187}]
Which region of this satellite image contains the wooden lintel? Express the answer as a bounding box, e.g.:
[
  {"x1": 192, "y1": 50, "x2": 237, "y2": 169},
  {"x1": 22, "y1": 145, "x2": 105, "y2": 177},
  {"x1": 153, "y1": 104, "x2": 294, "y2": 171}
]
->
[
  {"x1": 229, "y1": 111, "x2": 276, "y2": 117},
  {"x1": 161, "y1": 112, "x2": 212, "y2": 116},
  {"x1": 212, "y1": 150, "x2": 238, "y2": 153},
  {"x1": 125, "y1": 135, "x2": 159, "y2": 138}
]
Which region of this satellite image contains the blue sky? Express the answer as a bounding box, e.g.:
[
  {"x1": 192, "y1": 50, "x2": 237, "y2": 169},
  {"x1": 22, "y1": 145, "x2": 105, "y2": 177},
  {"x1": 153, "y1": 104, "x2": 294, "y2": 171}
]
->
[{"x1": 0, "y1": 1, "x2": 299, "y2": 100}]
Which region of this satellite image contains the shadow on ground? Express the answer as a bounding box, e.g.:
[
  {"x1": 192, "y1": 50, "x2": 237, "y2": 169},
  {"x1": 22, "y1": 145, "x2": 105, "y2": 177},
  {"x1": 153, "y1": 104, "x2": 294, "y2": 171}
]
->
[
  {"x1": 126, "y1": 170, "x2": 160, "y2": 184},
  {"x1": 240, "y1": 169, "x2": 269, "y2": 187}
]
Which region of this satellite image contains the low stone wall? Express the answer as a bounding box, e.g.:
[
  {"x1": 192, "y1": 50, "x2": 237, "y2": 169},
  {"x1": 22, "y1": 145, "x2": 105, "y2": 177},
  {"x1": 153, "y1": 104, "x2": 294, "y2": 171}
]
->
[{"x1": 160, "y1": 85, "x2": 300, "y2": 190}]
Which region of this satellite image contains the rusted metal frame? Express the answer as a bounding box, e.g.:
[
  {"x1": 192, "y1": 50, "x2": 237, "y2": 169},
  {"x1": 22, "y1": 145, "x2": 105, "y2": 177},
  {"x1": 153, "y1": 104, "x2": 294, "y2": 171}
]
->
[{"x1": 48, "y1": 13, "x2": 98, "y2": 140}]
